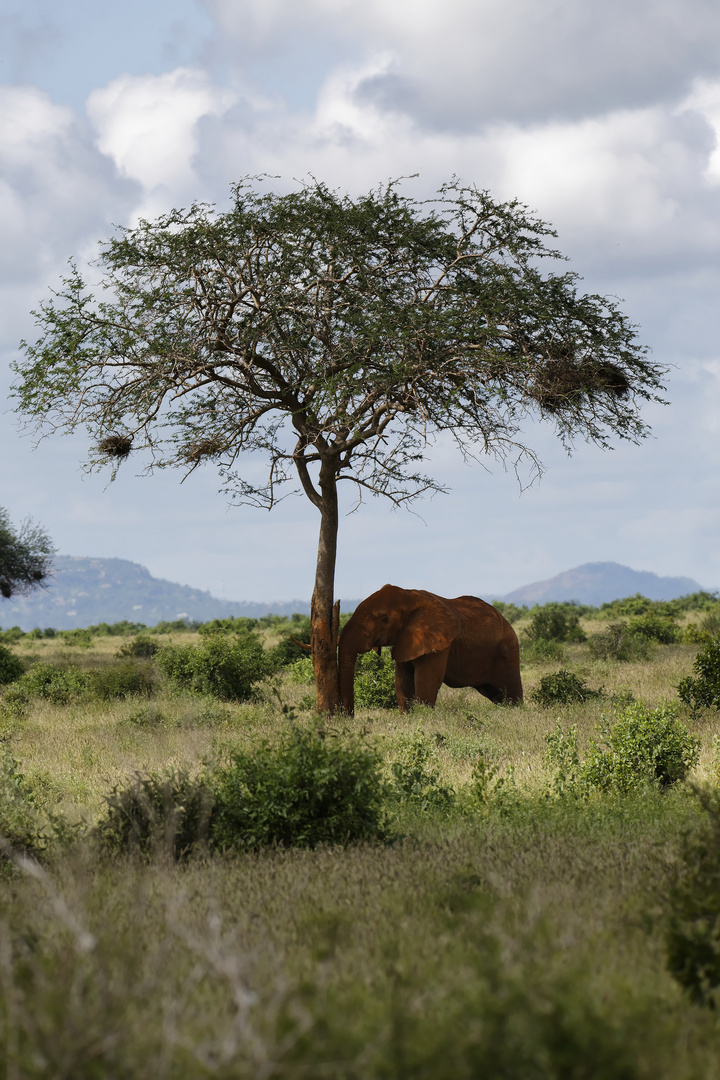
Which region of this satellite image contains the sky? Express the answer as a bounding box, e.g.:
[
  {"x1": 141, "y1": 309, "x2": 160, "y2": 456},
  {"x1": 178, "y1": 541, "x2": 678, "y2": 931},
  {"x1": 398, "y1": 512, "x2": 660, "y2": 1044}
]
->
[{"x1": 1, "y1": 0, "x2": 720, "y2": 604}]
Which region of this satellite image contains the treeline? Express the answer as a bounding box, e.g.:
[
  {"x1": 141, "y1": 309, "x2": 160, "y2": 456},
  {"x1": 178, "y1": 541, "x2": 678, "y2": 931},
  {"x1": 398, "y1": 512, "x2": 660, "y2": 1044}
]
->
[
  {"x1": 493, "y1": 590, "x2": 719, "y2": 625},
  {"x1": 1, "y1": 592, "x2": 719, "y2": 644}
]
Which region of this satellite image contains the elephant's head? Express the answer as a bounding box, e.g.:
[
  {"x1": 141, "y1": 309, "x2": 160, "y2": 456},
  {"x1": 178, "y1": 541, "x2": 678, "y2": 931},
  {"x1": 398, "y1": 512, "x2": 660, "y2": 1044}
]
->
[{"x1": 338, "y1": 584, "x2": 459, "y2": 714}]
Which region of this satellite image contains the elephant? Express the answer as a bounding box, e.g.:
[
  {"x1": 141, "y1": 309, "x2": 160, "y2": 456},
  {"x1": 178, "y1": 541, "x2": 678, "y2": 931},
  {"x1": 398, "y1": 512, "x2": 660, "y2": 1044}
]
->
[{"x1": 338, "y1": 584, "x2": 523, "y2": 715}]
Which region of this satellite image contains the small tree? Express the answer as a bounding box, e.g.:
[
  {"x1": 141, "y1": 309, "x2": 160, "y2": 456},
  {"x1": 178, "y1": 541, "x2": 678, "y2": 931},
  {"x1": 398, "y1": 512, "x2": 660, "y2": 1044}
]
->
[
  {"x1": 13, "y1": 178, "x2": 665, "y2": 713},
  {"x1": 0, "y1": 507, "x2": 54, "y2": 599}
]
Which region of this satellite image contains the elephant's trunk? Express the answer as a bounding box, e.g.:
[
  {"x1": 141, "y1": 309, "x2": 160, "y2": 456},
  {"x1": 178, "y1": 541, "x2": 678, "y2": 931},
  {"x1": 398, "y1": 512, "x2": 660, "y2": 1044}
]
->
[{"x1": 338, "y1": 627, "x2": 367, "y2": 716}]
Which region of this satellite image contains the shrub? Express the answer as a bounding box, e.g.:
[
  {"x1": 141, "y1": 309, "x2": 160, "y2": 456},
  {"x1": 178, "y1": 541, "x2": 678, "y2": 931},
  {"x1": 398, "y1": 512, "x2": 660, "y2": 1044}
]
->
[
  {"x1": 198, "y1": 616, "x2": 259, "y2": 635},
  {"x1": 89, "y1": 660, "x2": 156, "y2": 700},
  {"x1": 677, "y1": 638, "x2": 720, "y2": 713},
  {"x1": 210, "y1": 726, "x2": 388, "y2": 850},
  {"x1": 544, "y1": 721, "x2": 582, "y2": 798},
  {"x1": 626, "y1": 613, "x2": 680, "y2": 644},
  {"x1": 0, "y1": 644, "x2": 24, "y2": 685},
  {"x1": 59, "y1": 628, "x2": 94, "y2": 648},
  {"x1": 116, "y1": 635, "x2": 160, "y2": 659},
  {"x1": 269, "y1": 616, "x2": 312, "y2": 667},
  {"x1": 583, "y1": 701, "x2": 699, "y2": 793},
  {"x1": 354, "y1": 650, "x2": 398, "y2": 709},
  {"x1": 523, "y1": 604, "x2": 587, "y2": 643},
  {"x1": 587, "y1": 622, "x2": 652, "y2": 662},
  {"x1": 157, "y1": 631, "x2": 271, "y2": 701},
  {"x1": 0, "y1": 626, "x2": 24, "y2": 644},
  {"x1": 666, "y1": 788, "x2": 720, "y2": 1005},
  {"x1": 94, "y1": 770, "x2": 214, "y2": 859},
  {"x1": 532, "y1": 670, "x2": 603, "y2": 707},
  {"x1": 521, "y1": 637, "x2": 566, "y2": 663},
  {"x1": 19, "y1": 663, "x2": 89, "y2": 704},
  {"x1": 0, "y1": 750, "x2": 43, "y2": 857},
  {"x1": 390, "y1": 730, "x2": 454, "y2": 810}
]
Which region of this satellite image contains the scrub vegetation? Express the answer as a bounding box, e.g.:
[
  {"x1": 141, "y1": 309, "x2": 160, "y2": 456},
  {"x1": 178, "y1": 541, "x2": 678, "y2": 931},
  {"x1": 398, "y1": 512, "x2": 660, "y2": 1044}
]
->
[{"x1": 1, "y1": 592, "x2": 720, "y2": 1076}]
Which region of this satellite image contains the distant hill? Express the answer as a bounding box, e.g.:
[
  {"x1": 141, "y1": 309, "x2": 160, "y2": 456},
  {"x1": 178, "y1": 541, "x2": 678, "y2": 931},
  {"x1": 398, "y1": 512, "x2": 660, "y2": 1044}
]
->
[
  {"x1": 0, "y1": 556, "x2": 320, "y2": 631},
  {"x1": 498, "y1": 562, "x2": 708, "y2": 607}
]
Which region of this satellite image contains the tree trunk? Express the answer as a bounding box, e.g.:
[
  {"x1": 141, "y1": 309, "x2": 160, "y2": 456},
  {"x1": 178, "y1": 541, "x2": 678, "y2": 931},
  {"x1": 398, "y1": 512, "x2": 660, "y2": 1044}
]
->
[{"x1": 311, "y1": 460, "x2": 341, "y2": 715}]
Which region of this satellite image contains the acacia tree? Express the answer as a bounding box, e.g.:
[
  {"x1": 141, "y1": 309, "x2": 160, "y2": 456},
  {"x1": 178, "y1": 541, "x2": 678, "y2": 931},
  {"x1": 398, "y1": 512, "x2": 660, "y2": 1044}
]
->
[
  {"x1": 0, "y1": 508, "x2": 54, "y2": 599},
  {"x1": 13, "y1": 178, "x2": 665, "y2": 712}
]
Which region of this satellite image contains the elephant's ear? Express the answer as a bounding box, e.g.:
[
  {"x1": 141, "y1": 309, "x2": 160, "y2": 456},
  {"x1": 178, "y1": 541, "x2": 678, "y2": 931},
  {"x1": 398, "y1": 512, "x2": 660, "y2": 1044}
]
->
[{"x1": 392, "y1": 597, "x2": 459, "y2": 663}]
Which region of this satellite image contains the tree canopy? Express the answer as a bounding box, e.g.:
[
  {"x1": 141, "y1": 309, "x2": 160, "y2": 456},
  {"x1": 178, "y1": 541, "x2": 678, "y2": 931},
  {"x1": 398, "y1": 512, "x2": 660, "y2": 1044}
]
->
[
  {"x1": 0, "y1": 508, "x2": 54, "y2": 600},
  {"x1": 13, "y1": 177, "x2": 666, "y2": 711}
]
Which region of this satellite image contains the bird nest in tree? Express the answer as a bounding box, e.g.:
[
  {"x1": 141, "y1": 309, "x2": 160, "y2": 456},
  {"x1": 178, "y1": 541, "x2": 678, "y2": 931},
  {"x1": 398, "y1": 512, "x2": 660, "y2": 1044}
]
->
[
  {"x1": 183, "y1": 438, "x2": 224, "y2": 462},
  {"x1": 98, "y1": 434, "x2": 133, "y2": 458},
  {"x1": 532, "y1": 359, "x2": 631, "y2": 412}
]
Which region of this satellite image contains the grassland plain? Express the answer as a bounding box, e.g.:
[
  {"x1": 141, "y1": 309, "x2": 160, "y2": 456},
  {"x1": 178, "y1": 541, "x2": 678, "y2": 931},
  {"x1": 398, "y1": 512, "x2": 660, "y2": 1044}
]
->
[{"x1": 0, "y1": 610, "x2": 720, "y2": 1076}]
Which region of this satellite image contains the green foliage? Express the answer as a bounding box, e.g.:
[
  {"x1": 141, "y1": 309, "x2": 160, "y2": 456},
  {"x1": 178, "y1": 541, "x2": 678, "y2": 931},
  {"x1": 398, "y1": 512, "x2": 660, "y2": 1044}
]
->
[
  {"x1": 59, "y1": 627, "x2": 95, "y2": 648},
  {"x1": 0, "y1": 625, "x2": 25, "y2": 644},
  {"x1": 488, "y1": 600, "x2": 528, "y2": 624},
  {"x1": 521, "y1": 636, "x2": 566, "y2": 663},
  {"x1": 353, "y1": 650, "x2": 398, "y2": 709},
  {"x1": 677, "y1": 638, "x2": 720, "y2": 713},
  {"x1": 198, "y1": 615, "x2": 259, "y2": 635},
  {"x1": 0, "y1": 505, "x2": 54, "y2": 599},
  {"x1": 389, "y1": 730, "x2": 454, "y2": 810},
  {"x1": 210, "y1": 727, "x2": 388, "y2": 850},
  {"x1": 524, "y1": 603, "x2": 588, "y2": 643},
  {"x1": 157, "y1": 631, "x2": 271, "y2": 701},
  {"x1": 94, "y1": 769, "x2": 214, "y2": 859},
  {"x1": 532, "y1": 669, "x2": 603, "y2": 707},
  {"x1": 116, "y1": 634, "x2": 160, "y2": 659},
  {"x1": 269, "y1": 616, "x2": 312, "y2": 667},
  {"x1": 89, "y1": 659, "x2": 156, "y2": 701},
  {"x1": 0, "y1": 750, "x2": 44, "y2": 857},
  {"x1": 19, "y1": 662, "x2": 90, "y2": 704},
  {"x1": 583, "y1": 701, "x2": 699, "y2": 793},
  {"x1": 587, "y1": 622, "x2": 652, "y2": 662},
  {"x1": 544, "y1": 721, "x2": 582, "y2": 798},
  {"x1": 0, "y1": 643, "x2": 24, "y2": 685},
  {"x1": 626, "y1": 613, "x2": 680, "y2": 643},
  {"x1": 666, "y1": 788, "x2": 720, "y2": 1005}
]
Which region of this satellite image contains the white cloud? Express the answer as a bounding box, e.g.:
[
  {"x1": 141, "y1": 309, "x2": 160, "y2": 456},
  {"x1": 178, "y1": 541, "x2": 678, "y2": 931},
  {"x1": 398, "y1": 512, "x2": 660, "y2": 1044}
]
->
[
  {"x1": 86, "y1": 68, "x2": 236, "y2": 197},
  {"x1": 204, "y1": 0, "x2": 720, "y2": 125},
  {"x1": 0, "y1": 85, "x2": 137, "y2": 295}
]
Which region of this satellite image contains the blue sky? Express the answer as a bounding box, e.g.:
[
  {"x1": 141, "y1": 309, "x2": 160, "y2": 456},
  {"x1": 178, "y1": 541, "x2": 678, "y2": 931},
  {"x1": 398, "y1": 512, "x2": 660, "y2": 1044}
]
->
[{"x1": 2, "y1": 0, "x2": 720, "y2": 603}]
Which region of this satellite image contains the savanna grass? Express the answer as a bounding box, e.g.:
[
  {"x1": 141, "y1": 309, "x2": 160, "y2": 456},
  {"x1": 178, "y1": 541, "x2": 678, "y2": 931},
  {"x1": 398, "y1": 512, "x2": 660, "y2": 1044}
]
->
[{"x1": 0, "y1": 629, "x2": 719, "y2": 1075}]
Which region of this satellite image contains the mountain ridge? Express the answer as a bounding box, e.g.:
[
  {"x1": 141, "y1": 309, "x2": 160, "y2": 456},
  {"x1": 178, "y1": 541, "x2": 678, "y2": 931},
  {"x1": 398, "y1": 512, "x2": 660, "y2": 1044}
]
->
[
  {"x1": 498, "y1": 561, "x2": 708, "y2": 607},
  {"x1": 0, "y1": 556, "x2": 712, "y2": 631}
]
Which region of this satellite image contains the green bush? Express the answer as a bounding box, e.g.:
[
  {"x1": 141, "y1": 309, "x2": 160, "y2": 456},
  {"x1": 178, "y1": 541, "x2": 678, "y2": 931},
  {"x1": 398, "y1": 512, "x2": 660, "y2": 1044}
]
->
[
  {"x1": 210, "y1": 726, "x2": 388, "y2": 850},
  {"x1": 198, "y1": 616, "x2": 259, "y2": 635},
  {"x1": 587, "y1": 622, "x2": 652, "y2": 662},
  {"x1": 583, "y1": 701, "x2": 699, "y2": 793},
  {"x1": 521, "y1": 637, "x2": 566, "y2": 663},
  {"x1": 390, "y1": 730, "x2": 454, "y2": 810},
  {"x1": 157, "y1": 630, "x2": 271, "y2": 701},
  {"x1": 59, "y1": 628, "x2": 94, "y2": 648},
  {"x1": 94, "y1": 769, "x2": 214, "y2": 859},
  {"x1": 532, "y1": 670, "x2": 603, "y2": 707},
  {"x1": 0, "y1": 643, "x2": 24, "y2": 685},
  {"x1": 89, "y1": 660, "x2": 156, "y2": 700},
  {"x1": 354, "y1": 650, "x2": 398, "y2": 709},
  {"x1": 269, "y1": 616, "x2": 312, "y2": 667},
  {"x1": 665, "y1": 788, "x2": 720, "y2": 1005},
  {"x1": 626, "y1": 613, "x2": 680, "y2": 644},
  {"x1": 19, "y1": 663, "x2": 90, "y2": 704},
  {"x1": 677, "y1": 638, "x2": 720, "y2": 713},
  {"x1": 116, "y1": 635, "x2": 160, "y2": 659},
  {"x1": 523, "y1": 603, "x2": 587, "y2": 643},
  {"x1": 0, "y1": 626, "x2": 24, "y2": 644},
  {"x1": 0, "y1": 750, "x2": 44, "y2": 857}
]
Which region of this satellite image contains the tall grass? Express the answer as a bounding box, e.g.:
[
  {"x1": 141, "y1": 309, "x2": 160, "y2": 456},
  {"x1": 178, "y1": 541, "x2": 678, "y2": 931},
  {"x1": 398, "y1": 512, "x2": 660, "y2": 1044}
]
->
[{"x1": 0, "y1": 627, "x2": 719, "y2": 1074}]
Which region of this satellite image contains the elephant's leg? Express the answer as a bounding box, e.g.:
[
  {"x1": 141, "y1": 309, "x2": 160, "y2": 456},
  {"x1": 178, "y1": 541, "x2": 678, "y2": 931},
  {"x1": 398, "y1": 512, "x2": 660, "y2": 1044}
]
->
[
  {"x1": 411, "y1": 648, "x2": 450, "y2": 707},
  {"x1": 475, "y1": 668, "x2": 524, "y2": 705},
  {"x1": 395, "y1": 661, "x2": 415, "y2": 712}
]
